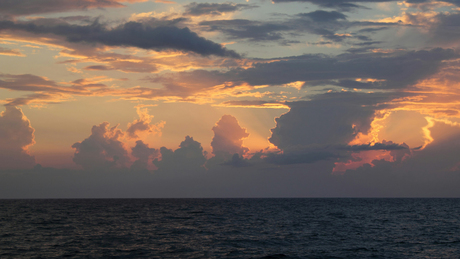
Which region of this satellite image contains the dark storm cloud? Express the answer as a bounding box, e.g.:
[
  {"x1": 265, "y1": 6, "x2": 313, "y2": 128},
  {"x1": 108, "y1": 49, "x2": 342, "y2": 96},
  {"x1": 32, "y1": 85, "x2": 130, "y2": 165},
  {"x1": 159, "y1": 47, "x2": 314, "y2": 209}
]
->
[
  {"x1": 0, "y1": 19, "x2": 240, "y2": 58},
  {"x1": 268, "y1": 92, "x2": 395, "y2": 150},
  {"x1": 0, "y1": 0, "x2": 137, "y2": 16},
  {"x1": 183, "y1": 2, "x2": 257, "y2": 16}
]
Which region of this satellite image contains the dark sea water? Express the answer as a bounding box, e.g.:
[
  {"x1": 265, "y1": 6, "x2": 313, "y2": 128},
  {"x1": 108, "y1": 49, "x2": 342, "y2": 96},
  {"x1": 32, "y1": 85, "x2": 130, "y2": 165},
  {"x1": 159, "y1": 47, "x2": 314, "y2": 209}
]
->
[{"x1": 1, "y1": 199, "x2": 460, "y2": 258}]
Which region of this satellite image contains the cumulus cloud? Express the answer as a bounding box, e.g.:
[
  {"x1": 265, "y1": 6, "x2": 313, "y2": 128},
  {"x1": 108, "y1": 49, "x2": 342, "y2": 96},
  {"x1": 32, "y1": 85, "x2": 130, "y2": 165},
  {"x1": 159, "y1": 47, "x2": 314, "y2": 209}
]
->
[
  {"x1": 126, "y1": 106, "x2": 165, "y2": 139},
  {"x1": 221, "y1": 153, "x2": 252, "y2": 167},
  {"x1": 0, "y1": 47, "x2": 25, "y2": 57},
  {"x1": 72, "y1": 122, "x2": 130, "y2": 170},
  {"x1": 269, "y1": 92, "x2": 391, "y2": 150},
  {"x1": 153, "y1": 136, "x2": 207, "y2": 174},
  {"x1": 211, "y1": 115, "x2": 249, "y2": 159},
  {"x1": 0, "y1": 19, "x2": 240, "y2": 57},
  {"x1": 130, "y1": 140, "x2": 158, "y2": 171},
  {"x1": 269, "y1": 0, "x2": 460, "y2": 12},
  {"x1": 0, "y1": 106, "x2": 36, "y2": 169}
]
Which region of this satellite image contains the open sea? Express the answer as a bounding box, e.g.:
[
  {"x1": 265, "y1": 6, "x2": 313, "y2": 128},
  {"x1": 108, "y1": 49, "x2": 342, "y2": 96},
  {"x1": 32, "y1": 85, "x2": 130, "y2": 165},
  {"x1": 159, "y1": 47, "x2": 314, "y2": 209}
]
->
[{"x1": 1, "y1": 198, "x2": 460, "y2": 258}]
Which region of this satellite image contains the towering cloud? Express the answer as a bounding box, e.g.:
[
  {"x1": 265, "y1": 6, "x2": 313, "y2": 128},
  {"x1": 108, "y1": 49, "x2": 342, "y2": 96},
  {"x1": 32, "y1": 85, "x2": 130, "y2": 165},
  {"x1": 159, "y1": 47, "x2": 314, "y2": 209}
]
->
[
  {"x1": 0, "y1": 106, "x2": 35, "y2": 170},
  {"x1": 211, "y1": 115, "x2": 249, "y2": 159},
  {"x1": 153, "y1": 136, "x2": 207, "y2": 174},
  {"x1": 72, "y1": 122, "x2": 130, "y2": 170},
  {"x1": 126, "y1": 106, "x2": 164, "y2": 139}
]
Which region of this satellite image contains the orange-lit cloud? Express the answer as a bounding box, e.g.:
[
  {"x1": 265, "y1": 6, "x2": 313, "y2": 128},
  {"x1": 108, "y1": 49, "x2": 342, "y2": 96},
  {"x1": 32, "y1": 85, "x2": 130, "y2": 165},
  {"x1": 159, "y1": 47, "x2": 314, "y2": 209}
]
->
[
  {"x1": 127, "y1": 105, "x2": 165, "y2": 139},
  {"x1": 0, "y1": 106, "x2": 36, "y2": 169},
  {"x1": 0, "y1": 47, "x2": 25, "y2": 57},
  {"x1": 211, "y1": 115, "x2": 249, "y2": 159}
]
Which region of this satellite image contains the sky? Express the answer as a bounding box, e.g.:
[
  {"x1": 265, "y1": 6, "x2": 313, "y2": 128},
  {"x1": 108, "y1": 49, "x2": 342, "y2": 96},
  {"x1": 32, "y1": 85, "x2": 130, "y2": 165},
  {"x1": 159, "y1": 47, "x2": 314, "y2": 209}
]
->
[{"x1": 2, "y1": 0, "x2": 460, "y2": 198}]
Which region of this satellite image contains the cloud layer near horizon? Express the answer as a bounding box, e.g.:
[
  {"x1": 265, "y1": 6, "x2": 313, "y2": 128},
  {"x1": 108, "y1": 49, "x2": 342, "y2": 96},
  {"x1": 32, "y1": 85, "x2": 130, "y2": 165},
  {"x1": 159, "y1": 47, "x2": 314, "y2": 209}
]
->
[{"x1": 2, "y1": 0, "x2": 460, "y2": 197}]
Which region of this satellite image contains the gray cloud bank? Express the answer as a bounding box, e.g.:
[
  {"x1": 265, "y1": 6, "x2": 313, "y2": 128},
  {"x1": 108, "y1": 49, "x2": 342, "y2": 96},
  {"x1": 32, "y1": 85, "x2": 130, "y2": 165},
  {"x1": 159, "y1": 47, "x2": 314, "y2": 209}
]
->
[
  {"x1": 0, "y1": 19, "x2": 240, "y2": 57},
  {"x1": 0, "y1": 0, "x2": 135, "y2": 16},
  {"x1": 1, "y1": 100, "x2": 460, "y2": 198}
]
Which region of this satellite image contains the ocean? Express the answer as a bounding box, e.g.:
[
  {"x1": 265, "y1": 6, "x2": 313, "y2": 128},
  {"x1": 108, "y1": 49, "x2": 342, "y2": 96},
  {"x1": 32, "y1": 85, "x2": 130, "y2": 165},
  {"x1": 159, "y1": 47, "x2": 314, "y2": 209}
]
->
[{"x1": 1, "y1": 198, "x2": 460, "y2": 258}]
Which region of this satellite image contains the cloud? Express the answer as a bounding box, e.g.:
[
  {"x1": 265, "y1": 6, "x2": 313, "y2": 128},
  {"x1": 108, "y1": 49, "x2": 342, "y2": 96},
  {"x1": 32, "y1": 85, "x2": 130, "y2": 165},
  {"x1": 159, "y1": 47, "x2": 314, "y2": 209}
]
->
[
  {"x1": 149, "y1": 48, "x2": 456, "y2": 94},
  {"x1": 198, "y1": 9, "x2": 399, "y2": 44},
  {"x1": 263, "y1": 150, "x2": 338, "y2": 165},
  {"x1": 232, "y1": 48, "x2": 457, "y2": 89},
  {"x1": 0, "y1": 106, "x2": 36, "y2": 169},
  {"x1": 130, "y1": 140, "x2": 158, "y2": 171},
  {"x1": 0, "y1": 47, "x2": 25, "y2": 57},
  {"x1": 72, "y1": 122, "x2": 130, "y2": 170},
  {"x1": 0, "y1": 73, "x2": 112, "y2": 106},
  {"x1": 183, "y1": 2, "x2": 256, "y2": 16},
  {"x1": 269, "y1": 92, "x2": 392, "y2": 150},
  {"x1": 153, "y1": 136, "x2": 207, "y2": 175},
  {"x1": 84, "y1": 65, "x2": 113, "y2": 71},
  {"x1": 299, "y1": 10, "x2": 348, "y2": 22},
  {"x1": 126, "y1": 106, "x2": 165, "y2": 139},
  {"x1": 425, "y1": 12, "x2": 460, "y2": 46},
  {"x1": 0, "y1": 19, "x2": 240, "y2": 57},
  {"x1": 3, "y1": 47, "x2": 454, "y2": 109},
  {"x1": 198, "y1": 10, "x2": 355, "y2": 44},
  {"x1": 211, "y1": 115, "x2": 249, "y2": 159},
  {"x1": 219, "y1": 100, "x2": 288, "y2": 109},
  {"x1": 221, "y1": 153, "x2": 252, "y2": 167},
  {"x1": 155, "y1": 0, "x2": 176, "y2": 3},
  {"x1": 0, "y1": 0, "x2": 146, "y2": 16},
  {"x1": 338, "y1": 141, "x2": 409, "y2": 151},
  {"x1": 270, "y1": 0, "x2": 392, "y2": 11},
  {"x1": 270, "y1": 0, "x2": 460, "y2": 11},
  {"x1": 2, "y1": 119, "x2": 460, "y2": 198}
]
